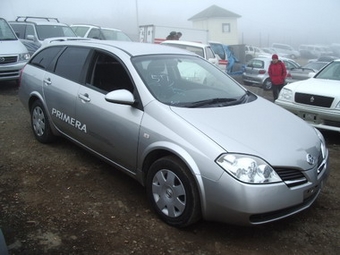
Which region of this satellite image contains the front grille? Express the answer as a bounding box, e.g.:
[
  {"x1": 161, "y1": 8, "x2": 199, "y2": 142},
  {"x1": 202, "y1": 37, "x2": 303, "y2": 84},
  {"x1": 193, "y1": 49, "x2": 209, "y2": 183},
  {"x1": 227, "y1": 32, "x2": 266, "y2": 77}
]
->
[
  {"x1": 324, "y1": 119, "x2": 340, "y2": 128},
  {"x1": 275, "y1": 168, "x2": 307, "y2": 187},
  {"x1": 295, "y1": 93, "x2": 334, "y2": 107},
  {"x1": 0, "y1": 56, "x2": 18, "y2": 65}
]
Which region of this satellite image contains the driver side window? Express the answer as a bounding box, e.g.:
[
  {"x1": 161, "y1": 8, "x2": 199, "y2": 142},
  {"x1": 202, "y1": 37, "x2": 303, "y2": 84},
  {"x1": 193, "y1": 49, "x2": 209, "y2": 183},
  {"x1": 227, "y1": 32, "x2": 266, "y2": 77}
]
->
[{"x1": 88, "y1": 52, "x2": 134, "y2": 93}]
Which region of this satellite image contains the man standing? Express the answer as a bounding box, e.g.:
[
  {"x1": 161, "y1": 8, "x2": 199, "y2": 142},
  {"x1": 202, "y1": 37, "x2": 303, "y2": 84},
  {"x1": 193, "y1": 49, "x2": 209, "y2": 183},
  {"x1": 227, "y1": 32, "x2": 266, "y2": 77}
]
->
[{"x1": 268, "y1": 54, "x2": 287, "y2": 101}]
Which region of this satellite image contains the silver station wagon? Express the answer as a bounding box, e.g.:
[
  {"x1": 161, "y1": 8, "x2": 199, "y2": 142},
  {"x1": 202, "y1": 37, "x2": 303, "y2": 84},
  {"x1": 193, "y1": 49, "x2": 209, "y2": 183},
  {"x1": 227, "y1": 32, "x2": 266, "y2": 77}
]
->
[{"x1": 18, "y1": 40, "x2": 329, "y2": 227}]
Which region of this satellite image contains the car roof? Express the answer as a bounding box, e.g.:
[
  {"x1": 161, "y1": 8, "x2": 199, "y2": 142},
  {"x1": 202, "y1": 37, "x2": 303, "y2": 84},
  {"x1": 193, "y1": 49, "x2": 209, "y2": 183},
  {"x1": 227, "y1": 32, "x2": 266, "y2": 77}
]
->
[
  {"x1": 41, "y1": 40, "x2": 197, "y2": 57},
  {"x1": 161, "y1": 40, "x2": 210, "y2": 48}
]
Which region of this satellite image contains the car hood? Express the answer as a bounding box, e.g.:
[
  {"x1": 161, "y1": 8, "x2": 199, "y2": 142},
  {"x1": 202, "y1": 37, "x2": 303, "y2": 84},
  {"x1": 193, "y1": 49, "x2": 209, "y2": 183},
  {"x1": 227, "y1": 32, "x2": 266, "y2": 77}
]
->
[
  {"x1": 286, "y1": 77, "x2": 340, "y2": 97},
  {"x1": 170, "y1": 97, "x2": 320, "y2": 169}
]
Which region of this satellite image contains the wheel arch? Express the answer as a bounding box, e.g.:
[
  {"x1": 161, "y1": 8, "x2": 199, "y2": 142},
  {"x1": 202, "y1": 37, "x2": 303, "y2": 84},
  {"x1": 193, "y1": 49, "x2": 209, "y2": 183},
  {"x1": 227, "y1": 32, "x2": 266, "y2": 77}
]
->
[
  {"x1": 139, "y1": 143, "x2": 207, "y2": 212},
  {"x1": 28, "y1": 93, "x2": 59, "y2": 136}
]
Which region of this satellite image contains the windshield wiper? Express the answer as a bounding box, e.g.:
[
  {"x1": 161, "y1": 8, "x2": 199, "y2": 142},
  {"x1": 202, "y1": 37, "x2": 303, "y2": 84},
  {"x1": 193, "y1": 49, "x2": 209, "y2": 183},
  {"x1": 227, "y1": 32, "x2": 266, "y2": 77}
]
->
[{"x1": 186, "y1": 98, "x2": 238, "y2": 108}]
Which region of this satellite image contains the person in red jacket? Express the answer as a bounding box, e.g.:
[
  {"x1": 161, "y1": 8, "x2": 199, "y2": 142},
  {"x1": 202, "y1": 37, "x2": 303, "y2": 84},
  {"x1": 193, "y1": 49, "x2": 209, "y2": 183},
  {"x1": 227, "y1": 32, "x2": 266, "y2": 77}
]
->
[{"x1": 268, "y1": 54, "x2": 287, "y2": 101}]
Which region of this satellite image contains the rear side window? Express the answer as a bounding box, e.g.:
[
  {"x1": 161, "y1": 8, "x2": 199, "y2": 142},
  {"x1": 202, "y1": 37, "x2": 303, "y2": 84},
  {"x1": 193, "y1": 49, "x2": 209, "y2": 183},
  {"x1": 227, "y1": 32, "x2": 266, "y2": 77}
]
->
[
  {"x1": 55, "y1": 47, "x2": 91, "y2": 83},
  {"x1": 30, "y1": 46, "x2": 63, "y2": 70}
]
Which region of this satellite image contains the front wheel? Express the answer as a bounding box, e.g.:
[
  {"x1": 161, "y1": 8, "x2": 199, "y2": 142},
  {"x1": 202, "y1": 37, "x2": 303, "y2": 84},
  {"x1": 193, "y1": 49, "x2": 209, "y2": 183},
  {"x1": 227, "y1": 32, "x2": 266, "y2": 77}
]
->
[
  {"x1": 146, "y1": 156, "x2": 201, "y2": 227},
  {"x1": 30, "y1": 100, "x2": 55, "y2": 143},
  {"x1": 262, "y1": 78, "x2": 272, "y2": 91}
]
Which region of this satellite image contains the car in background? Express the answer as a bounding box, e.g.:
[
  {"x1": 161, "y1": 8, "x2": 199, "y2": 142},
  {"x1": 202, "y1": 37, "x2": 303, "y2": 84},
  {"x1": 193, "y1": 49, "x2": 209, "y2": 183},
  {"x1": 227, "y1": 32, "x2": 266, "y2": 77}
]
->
[
  {"x1": 242, "y1": 57, "x2": 300, "y2": 90},
  {"x1": 245, "y1": 45, "x2": 271, "y2": 61},
  {"x1": 286, "y1": 61, "x2": 328, "y2": 83},
  {"x1": 308, "y1": 55, "x2": 338, "y2": 63},
  {"x1": 161, "y1": 40, "x2": 219, "y2": 67},
  {"x1": 9, "y1": 16, "x2": 77, "y2": 55},
  {"x1": 71, "y1": 24, "x2": 132, "y2": 41},
  {"x1": 272, "y1": 43, "x2": 300, "y2": 59},
  {"x1": 0, "y1": 17, "x2": 30, "y2": 82},
  {"x1": 18, "y1": 40, "x2": 329, "y2": 227},
  {"x1": 276, "y1": 60, "x2": 340, "y2": 132}
]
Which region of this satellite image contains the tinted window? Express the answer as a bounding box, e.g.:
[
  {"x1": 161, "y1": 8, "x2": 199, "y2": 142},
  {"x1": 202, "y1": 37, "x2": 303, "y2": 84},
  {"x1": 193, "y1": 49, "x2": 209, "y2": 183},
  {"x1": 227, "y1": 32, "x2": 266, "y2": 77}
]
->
[
  {"x1": 88, "y1": 51, "x2": 134, "y2": 93},
  {"x1": 36, "y1": 25, "x2": 76, "y2": 40},
  {"x1": 55, "y1": 47, "x2": 91, "y2": 83},
  {"x1": 30, "y1": 46, "x2": 63, "y2": 70},
  {"x1": 7, "y1": 22, "x2": 24, "y2": 39}
]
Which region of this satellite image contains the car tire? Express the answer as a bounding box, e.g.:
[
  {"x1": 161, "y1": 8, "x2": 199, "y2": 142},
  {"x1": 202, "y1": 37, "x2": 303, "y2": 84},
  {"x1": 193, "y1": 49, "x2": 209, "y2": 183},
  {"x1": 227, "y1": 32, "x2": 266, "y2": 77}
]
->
[
  {"x1": 30, "y1": 100, "x2": 55, "y2": 143},
  {"x1": 263, "y1": 78, "x2": 272, "y2": 90},
  {"x1": 146, "y1": 155, "x2": 201, "y2": 228}
]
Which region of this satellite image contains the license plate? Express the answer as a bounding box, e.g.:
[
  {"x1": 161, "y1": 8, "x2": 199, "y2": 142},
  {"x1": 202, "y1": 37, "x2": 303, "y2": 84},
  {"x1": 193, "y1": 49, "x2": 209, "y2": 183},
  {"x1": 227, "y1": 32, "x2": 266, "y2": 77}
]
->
[{"x1": 303, "y1": 113, "x2": 317, "y2": 122}]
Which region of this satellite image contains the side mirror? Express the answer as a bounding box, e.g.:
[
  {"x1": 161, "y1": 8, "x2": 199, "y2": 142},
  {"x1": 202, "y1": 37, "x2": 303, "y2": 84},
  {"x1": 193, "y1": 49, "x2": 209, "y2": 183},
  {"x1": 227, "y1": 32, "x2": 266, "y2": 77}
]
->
[
  {"x1": 105, "y1": 89, "x2": 135, "y2": 105},
  {"x1": 26, "y1": 35, "x2": 37, "y2": 42}
]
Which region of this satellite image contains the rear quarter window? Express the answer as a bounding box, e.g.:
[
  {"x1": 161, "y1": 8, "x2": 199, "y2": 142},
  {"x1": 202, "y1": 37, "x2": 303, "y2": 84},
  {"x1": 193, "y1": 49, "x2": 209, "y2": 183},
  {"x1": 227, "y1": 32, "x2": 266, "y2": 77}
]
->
[{"x1": 30, "y1": 46, "x2": 63, "y2": 70}]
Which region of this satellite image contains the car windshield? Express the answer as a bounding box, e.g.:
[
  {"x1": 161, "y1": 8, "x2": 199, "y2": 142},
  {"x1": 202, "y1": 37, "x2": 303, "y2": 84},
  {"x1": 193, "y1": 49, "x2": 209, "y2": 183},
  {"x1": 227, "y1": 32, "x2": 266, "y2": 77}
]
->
[
  {"x1": 101, "y1": 29, "x2": 132, "y2": 41},
  {"x1": 133, "y1": 55, "x2": 249, "y2": 107},
  {"x1": 315, "y1": 61, "x2": 340, "y2": 81},
  {"x1": 36, "y1": 25, "x2": 77, "y2": 40},
  {"x1": 0, "y1": 19, "x2": 17, "y2": 40}
]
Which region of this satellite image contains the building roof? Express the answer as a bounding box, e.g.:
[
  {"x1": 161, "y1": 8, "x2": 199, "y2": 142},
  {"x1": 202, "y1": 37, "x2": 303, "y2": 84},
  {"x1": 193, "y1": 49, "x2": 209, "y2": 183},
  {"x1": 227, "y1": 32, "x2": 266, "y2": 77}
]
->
[{"x1": 188, "y1": 5, "x2": 241, "y2": 21}]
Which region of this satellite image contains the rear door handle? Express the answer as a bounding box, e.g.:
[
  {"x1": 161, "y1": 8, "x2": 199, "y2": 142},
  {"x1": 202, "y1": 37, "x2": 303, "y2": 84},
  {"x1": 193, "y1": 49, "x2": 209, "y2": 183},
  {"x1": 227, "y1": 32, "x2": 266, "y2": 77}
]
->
[
  {"x1": 78, "y1": 93, "x2": 91, "y2": 103},
  {"x1": 43, "y1": 78, "x2": 52, "y2": 86}
]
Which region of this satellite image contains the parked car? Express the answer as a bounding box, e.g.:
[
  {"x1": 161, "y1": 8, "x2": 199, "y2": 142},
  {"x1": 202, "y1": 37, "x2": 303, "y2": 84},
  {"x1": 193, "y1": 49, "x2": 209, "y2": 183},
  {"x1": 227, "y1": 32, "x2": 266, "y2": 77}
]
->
[
  {"x1": 245, "y1": 45, "x2": 271, "y2": 61},
  {"x1": 242, "y1": 57, "x2": 300, "y2": 90},
  {"x1": 18, "y1": 40, "x2": 329, "y2": 227},
  {"x1": 286, "y1": 61, "x2": 328, "y2": 83},
  {"x1": 299, "y1": 44, "x2": 331, "y2": 59},
  {"x1": 161, "y1": 40, "x2": 219, "y2": 67},
  {"x1": 71, "y1": 24, "x2": 132, "y2": 41},
  {"x1": 272, "y1": 43, "x2": 300, "y2": 59},
  {"x1": 0, "y1": 17, "x2": 30, "y2": 82},
  {"x1": 276, "y1": 59, "x2": 340, "y2": 132},
  {"x1": 9, "y1": 16, "x2": 77, "y2": 54}
]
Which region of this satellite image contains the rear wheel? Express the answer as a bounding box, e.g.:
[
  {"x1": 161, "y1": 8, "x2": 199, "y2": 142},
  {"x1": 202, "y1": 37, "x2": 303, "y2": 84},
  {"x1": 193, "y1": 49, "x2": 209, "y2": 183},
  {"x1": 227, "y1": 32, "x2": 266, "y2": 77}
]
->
[
  {"x1": 30, "y1": 100, "x2": 55, "y2": 143},
  {"x1": 146, "y1": 156, "x2": 201, "y2": 227},
  {"x1": 262, "y1": 78, "x2": 272, "y2": 90}
]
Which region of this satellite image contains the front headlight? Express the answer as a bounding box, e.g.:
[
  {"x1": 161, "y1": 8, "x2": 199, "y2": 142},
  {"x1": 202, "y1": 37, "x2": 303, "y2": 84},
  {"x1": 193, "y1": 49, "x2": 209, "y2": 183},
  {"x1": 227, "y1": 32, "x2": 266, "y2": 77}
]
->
[
  {"x1": 314, "y1": 128, "x2": 327, "y2": 159},
  {"x1": 278, "y1": 88, "x2": 293, "y2": 100},
  {"x1": 19, "y1": 53, "x2": 30, "y2": 61},
  {"x1": 216, "y1": 154, "x2": 282, "y2": 184}
]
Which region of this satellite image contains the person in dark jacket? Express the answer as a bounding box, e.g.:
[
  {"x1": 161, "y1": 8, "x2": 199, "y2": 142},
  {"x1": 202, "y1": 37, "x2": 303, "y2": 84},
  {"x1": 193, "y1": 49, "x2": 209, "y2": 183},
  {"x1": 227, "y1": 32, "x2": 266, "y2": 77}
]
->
[{"x1": 268, "y1": 54, "x2": 287, "y2": 100}]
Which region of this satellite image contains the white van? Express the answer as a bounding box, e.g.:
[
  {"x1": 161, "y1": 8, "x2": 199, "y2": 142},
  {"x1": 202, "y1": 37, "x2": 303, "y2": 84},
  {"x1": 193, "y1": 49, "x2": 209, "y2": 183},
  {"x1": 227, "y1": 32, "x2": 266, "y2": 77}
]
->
[
  {"x1": 0, "y1": 17, "x2": 30, "y2": 82},
  {"x1": 272, "y1": 43, "x2": 300, "y2": 59}
]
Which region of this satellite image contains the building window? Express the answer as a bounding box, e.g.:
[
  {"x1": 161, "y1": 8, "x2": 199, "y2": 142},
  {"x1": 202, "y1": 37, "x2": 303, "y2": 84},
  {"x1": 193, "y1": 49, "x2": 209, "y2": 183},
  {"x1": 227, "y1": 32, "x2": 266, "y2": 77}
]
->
[{"x1": 222, "y1": 23, "x2": 230, "y2": 33}]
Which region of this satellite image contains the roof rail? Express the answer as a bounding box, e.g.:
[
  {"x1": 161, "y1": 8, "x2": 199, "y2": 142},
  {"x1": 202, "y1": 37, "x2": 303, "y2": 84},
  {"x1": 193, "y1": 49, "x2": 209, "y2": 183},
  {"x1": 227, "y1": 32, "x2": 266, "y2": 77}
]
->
[{"x1": 15, "y1": 16, "x2": 60, "y2": 23}]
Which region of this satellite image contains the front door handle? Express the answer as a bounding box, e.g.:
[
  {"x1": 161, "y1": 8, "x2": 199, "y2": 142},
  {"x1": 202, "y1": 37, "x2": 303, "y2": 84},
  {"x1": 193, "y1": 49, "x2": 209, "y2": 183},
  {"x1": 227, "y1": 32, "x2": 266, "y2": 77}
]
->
[{"x1": 78, "y1": 93, "x2": 91, "y2": 103}]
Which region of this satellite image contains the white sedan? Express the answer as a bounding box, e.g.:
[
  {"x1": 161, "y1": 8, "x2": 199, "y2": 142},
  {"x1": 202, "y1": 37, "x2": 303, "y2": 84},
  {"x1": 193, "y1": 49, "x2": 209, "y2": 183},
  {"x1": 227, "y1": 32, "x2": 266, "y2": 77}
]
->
[{"x1": 275, "y1": 59, "x2": 340, "y2": 132}]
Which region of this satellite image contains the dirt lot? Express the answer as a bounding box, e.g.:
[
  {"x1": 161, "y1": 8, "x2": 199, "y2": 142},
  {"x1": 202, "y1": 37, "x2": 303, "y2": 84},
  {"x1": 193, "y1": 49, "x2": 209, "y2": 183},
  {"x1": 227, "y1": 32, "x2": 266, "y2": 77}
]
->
[{"x1": 1, "y1": 80, "x2": 340, "y2": 255}]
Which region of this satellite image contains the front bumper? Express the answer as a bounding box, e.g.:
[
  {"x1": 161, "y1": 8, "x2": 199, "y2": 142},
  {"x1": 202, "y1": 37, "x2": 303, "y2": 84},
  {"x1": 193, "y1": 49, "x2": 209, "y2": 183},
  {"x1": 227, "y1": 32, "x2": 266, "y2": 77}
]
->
[
  {"x1": 201, "y1": 153, "x2": 329, "y2": 225},
  {"x1": 275, "y1": 100, "x2": 340, "y2": 132},
  {"x1": 0, "y1": 61, "x2": 27, "y2": 81}
]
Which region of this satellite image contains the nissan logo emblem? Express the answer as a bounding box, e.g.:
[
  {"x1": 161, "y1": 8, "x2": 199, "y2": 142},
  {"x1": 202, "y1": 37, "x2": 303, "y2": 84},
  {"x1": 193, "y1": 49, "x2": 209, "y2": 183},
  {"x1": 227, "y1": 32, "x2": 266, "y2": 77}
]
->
[
  {"x1": 310, "y1": 96, "x2": 315, "y2": 103},
  {"x1": 0, "y1": 57, "x2": 5, "y2": 63},
  {"x1": 306, "y1": 154, "x2": 316, "y2": 165}
]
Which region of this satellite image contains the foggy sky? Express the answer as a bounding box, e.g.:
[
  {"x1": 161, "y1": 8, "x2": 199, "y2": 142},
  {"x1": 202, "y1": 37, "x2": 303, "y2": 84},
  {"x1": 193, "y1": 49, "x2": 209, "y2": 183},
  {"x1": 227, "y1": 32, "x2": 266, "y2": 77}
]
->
[{"x1": 1, "y1": 0, "x2": 339, "y2": 48}]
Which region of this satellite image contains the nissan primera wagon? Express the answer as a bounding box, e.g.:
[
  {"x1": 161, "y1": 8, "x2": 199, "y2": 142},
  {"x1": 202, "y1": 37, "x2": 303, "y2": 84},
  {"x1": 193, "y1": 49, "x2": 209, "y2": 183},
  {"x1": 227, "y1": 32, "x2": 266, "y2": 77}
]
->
[{"x1": 18, "y1": 40, "x2": 329, "y2": 227}]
